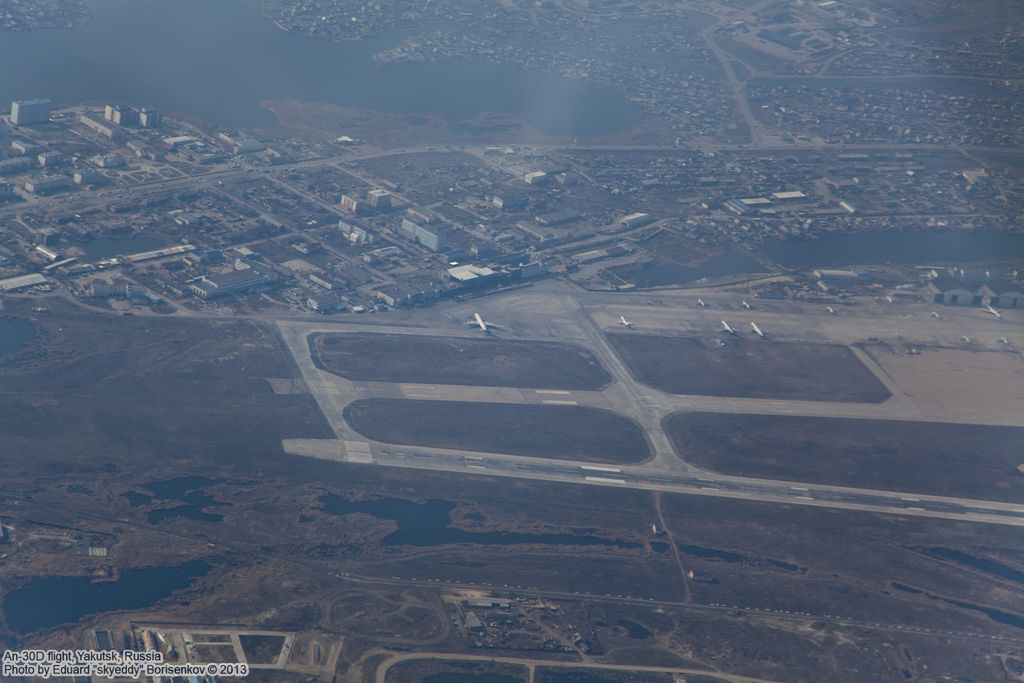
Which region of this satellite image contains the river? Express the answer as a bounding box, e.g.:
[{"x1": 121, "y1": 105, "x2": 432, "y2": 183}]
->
[{"x1": 0, "y1": 0, "x2": 641, "y2": 135}]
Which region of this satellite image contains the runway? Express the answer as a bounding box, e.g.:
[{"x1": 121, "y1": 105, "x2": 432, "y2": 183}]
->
[{"x1": 275, "y1": 288, "x2": 1024, "y2": 528}]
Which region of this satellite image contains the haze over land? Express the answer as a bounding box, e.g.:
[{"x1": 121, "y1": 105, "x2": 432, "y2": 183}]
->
[{"x1": 0, "y1": 1, "x2": 1023, "y2": 682}]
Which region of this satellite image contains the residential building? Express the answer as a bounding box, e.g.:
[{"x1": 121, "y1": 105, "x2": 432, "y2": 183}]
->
[{"x1": 10, "y1": 99, "x2": 51, "y2": 125}]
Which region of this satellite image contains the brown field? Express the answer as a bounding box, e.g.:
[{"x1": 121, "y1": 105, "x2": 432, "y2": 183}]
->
[
  {"x1": 665, "y1": 412, "x2": 1024, "y2": 502},
  {"x1": 312, "y1": 332, "x2": 611, "y2": 389},
  {"x1": 343, "y1": 398, "x2": 650, "y2": 464},
  {"x1": 606, "y1": 333, "x2": 890, "y2": 402}
]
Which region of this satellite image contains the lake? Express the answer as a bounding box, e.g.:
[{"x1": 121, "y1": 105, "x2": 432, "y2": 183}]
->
[
  {"x1": 120, "y1": 476, "x2": 232, "y2": 524},
  {"x1": 0, "y1": 0, "x2": 641, "y2": 135},
  {"x1": 76, "y1": 235, "x2": 166, "y2": 260},
  {"x1": 759, "y1": 230, "x2": 1024, "y2": 268},
  {"x1": 0, "y1": 317, "x2": 36, "y2": 360},
  {"x1": 610, "y1": 251, "x2": 765, "y2": 288},
  {"x1": 2, "y1": 560, "x2": 209, "y2": 635}
]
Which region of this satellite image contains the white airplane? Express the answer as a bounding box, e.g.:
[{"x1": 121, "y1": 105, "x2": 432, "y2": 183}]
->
[
  {"x1": 1000, "y1": 337, "x2": 1010, "y2": 345},
  {"x1": 750, "y1": 321, "x2": 765, "y2": 338},
  {"x1": 619, "y1": 316, "x2": 635, "y2": 329},
  {"x1": 986, "y1": 305, "x2": 1002, "y2": 319},
  {"x1": 826, "y1": 306, "x2": 837, "y2": 315},
  {"x1": 741, "y1": 300, "x2": 752, "y2": 310},
  {"x1": 931, "y1": 311, "x2": 943, "y2": 320},
  {"x1": 465, "y1": 312, "x2": 501, "y2": 333},
  {"x1": 720, "y1": 320, "x2": 736, "y2": 335},
  {"x1": 697, "y1": 298, "x2": 706, "y2": 308},
  {"x1": 961, "y1": 335, "x2": 971, "y2": 343}
]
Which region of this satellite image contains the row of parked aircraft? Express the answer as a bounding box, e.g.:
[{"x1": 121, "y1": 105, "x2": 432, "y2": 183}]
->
[{"x1": 618, "y1": 315, "x2": 767, "y2": 338}]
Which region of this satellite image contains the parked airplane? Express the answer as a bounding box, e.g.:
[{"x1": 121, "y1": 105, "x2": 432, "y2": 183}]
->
[
  {"x1": 1000, "y1": 337, "x2": 1010, "y2": 345},
  {"x1": 826, "y1": 306, "x2": 837, "y2": 315},
  {"x1": 961, "y1": 335, "x2": 971, "y2": 343},
  {"x1": 720, "y1": 320, "x2": 736, "y2": 335},
  {"x1": 466, "y1": 312, "x2": 501, "y2": 333},
  {"x1": 697, "y1": 298, "x2": 706, "y2": 308},
  {"x1": 619, "y1": 316, "x2": 635, "y2": 329},
  {"x1": 741, "y1": 300, "x2": 752, "y2": 310},
  {"x1": 986, "y1": 305, "x2": 1003, "y2": 319},
  {"x1": 931, "y1": 311, "x2": 943, "y2": 319},
  {"x1": 750, "y1": 321, "x2": 764, "y2": 337}
]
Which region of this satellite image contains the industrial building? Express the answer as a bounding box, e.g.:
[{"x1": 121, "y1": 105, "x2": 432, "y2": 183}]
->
[
  {"x1": 189, "y1": 267, "x2": 274, "y2": 299},
  {"x1": 928, "y1": 275, "x2": 980, "y2": 306},
  {"x1": 981, "y1": 280, "x2": 1024, "y2": 308},
  {"x1": 0, "y1": 273, "x2": 47, "y2": 291},
  {"x1": 523, "y1": 170, "x2": 548, "y2": 184},
  {"x1": 620, "y1": 212, "x2": 653, "y2": 228},
  {"x1": 10, "y1": 98, "x2": 51, "y2": 125}
]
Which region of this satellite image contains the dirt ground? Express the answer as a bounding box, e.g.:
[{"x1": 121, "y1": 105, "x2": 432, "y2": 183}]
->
[
  {"x1": 0, "y1": 300, "x2": 329, "y2": 486},
  {"x1": 606, "y1": 333, "x2": 891, "y2": 402},
  {"x1": 868, "y1": 346, "x2": 1024, "y2": 415},
  {"x1": 312, "y1": 332, "x2": 611, "y2": 390},
  {"x1": 665, "y1": 412, "x2": 1024, "y2": 502},
  {"x1": 385, "y1": 660, "x2": 527, "y2": 683},
  {"x1": 344, "y1": 398, "x2": 650, "y2": 464}
]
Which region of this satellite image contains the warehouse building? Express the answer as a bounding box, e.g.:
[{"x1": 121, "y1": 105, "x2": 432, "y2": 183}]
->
[{"x1": 189, "y1": 267, "x2": 274, "y2": 299}]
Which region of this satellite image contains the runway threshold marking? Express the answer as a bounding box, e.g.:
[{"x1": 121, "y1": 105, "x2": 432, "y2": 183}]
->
[
  {"x1": 536, "y1": 389, "x2": 572, "y2": 395},
  {"x1": 542, "y1": 399, "x2": 578, "y2": 405},
  {"x1": 581, "y1": 465, "x2": 622, "y2": 473}
]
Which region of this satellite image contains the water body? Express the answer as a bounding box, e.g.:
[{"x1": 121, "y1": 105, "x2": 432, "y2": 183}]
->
[
  {"x1": 759, "y1": 230, "x2": 1024, "y2": 268},
  {"x1": 2, "y1": 560, "x2": 209, "y2": 634},
  {"x1": 121, "y1": 476, "x2": 231, "y2": 524},
  {"x1": 611, "y1": 252, "x2": 764, "y2": 288},
  {"x1": 678, "y1": 544, "x2": 746, "y2": 563},
  {"x1": 0, "y1": 317, "x2": 36, "y2": 360},
  {"x1": 921, "y1": 547, "x2": 1024, "y2": 587},
  {"x1": 319, "y1": 495, "x2": 639, "y2": 549},
  {"x1": 75, "y1": 235, "x2": 165, "y2": 260},
  {"x1": 0, "y1": 0, "x2": 641, "y2": 135},
  {"x1": 890, "y1": 581, "x2": 1024, "y2": 629}
]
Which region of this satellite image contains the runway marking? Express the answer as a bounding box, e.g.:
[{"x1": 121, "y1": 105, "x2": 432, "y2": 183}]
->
[
  {"x1": 467, "y1": 465, "x2": 488, "y2": 470},
  {"x1": 581, "y1": 465, "x2": 622, "y2": 473},
  {"x1": 585, "y1": 476, "x2": 627, "y2": 485},
  {"x1": 790, "y1": 486, "x2": 809, "y2": 491},
  {"x1": 901, "y1": 497, "x2": 920, "y2": 502},
  {"x1": 542, "y1": 399, "x2": 578, "y2": 405},
  {"x1": 535, "y1": 389, "x2": 571, "y2": 395},
  {"x1": 905, "y1": 506, "x2": 926, "y2": 512}
]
